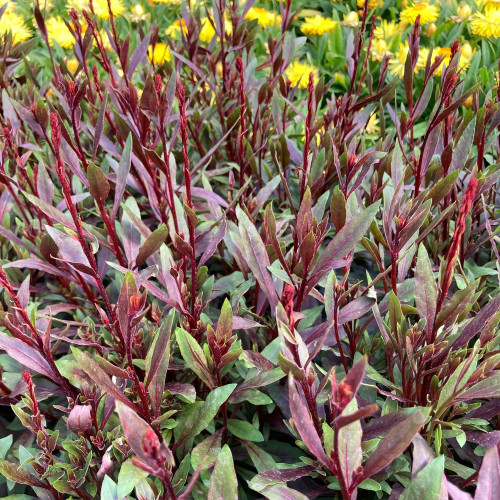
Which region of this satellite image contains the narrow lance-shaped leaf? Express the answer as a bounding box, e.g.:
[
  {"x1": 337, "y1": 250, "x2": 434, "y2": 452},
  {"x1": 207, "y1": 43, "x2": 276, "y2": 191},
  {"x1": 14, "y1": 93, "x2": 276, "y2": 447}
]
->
[
  {"x1": 87, "y1": 163, "x2": 110, "y2": 206},
  {"x1": 310, "y1": 202, "x2": 380, "y2": 285},
  {"x1": 288, "y1": 375, "x2": 330, "y2": 468},
  {"x1": 415, "y1": 244, "x2": 437, "y2": 335},
  {"x1": 112, "y1": 134, "x2": 132, "y2": 218},
  {"x1": 92, "y1": 92, "x2": 108, "y2": 161},
  {"x1": 359, "y1": 410, "x2": 427, "y2": 483},
  {"x1": 72, "y1": 348, "x2": 136, "y2": 410},
  {"x1": 236, "y1": 206, "x2": 279, "y2": 307},
  {"x1": 176, "y1": 328, "x2": 215, "y2": 389},
  {"x1": 135, "y1": 224, "x2": 168, "y2": 267},
  {"x1": 0, "y1": 332, "x2": 54, "y2": 379},
  {"x1": 474, "y1": 447, "x2": 500, "y2": 500}
]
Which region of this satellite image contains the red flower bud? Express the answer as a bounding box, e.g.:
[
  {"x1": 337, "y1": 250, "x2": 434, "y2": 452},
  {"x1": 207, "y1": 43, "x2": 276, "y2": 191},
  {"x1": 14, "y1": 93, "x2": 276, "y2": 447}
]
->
[{"x1": 50, "y1": 113, "x2": 61, "y2": 150}]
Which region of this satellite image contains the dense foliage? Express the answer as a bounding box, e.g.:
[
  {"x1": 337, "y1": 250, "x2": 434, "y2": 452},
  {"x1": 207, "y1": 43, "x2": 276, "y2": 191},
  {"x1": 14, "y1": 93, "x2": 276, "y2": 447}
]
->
[{"x1": 0, "y1": 1, "x2": 500, "y2": 499}]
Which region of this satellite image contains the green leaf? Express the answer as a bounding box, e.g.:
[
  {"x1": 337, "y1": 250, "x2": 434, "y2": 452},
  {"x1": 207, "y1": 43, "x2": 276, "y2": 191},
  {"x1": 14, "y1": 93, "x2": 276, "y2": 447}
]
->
[
  {"x1": 117, "y1": 459, "x2": 148, "y2": 498},
  {"x1": 208, "y1": 445, "x2": 238, "y2": 500},
  {"x1": 216, "y1": 298, "x2": 233, "y2": 342},
  {"x1": 0, "y1": 435, "x2": 12, "y2": 460},
  {"x1": 176, "y1": 328, "x2": 215, "y2": 389},
  {"x1": 136, "y1": 224, "x2": 168, "y2": 266},
  {"x1": 427, "y1": 171, "x2": 459, "y2": 206},
  {"x1": 191, "y1": 431, "x2": 222, "y2": 471},
  {"x1": 101, "y1": 475, "x2": 118, "y2": 500},
  {"x1": 227, "y1": 419, "x2": 264, "y2": 442},
  {"x1": 400, "y1": 456, "x2": 445, "y2": 500},
  {"x1": 173, "y1": 384, "x2": 236, "y2": 451}
]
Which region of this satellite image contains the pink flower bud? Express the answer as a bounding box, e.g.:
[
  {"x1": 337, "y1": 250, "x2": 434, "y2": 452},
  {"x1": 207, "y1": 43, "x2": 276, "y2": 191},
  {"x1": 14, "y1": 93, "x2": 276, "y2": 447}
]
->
[{"x1": 67, "y1": 405, "x2": 92, "y2": 434}]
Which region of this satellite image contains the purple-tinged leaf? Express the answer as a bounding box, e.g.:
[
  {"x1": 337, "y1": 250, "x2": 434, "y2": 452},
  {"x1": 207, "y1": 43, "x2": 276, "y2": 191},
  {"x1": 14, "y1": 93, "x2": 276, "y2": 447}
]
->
[
  {"x1": 360, "y1": 410, "x2": 427, "y2": 482},
  {"x1": 112, "y1": 134, "x2": 132, "y2": 219},
  {"x1": 289, "y1": 376, "x2": 330, "y2": 468},
  {"x1": 457, "y1": 374, "x2": 500, "y2": 401},
  {"x1": 116, "y1": 401, "x2": 174, "y2": 468},
  {"x1": 0, "y1": 459, "x2": 48, "y2": 488},
  {"x1": 447, "y1": 481, "x2": 473, "y2": 500},
  {"x1": 36, "y1": 162, "x2": 54, "y2": 205},
  {"x1": 127, "y1": 33, "x2": 151, "y2": 79},
  {"x1": 92, "y1": 92, "x2": 108, "y2": 161},
  {"x1": 450, "y1": 296, "x2": 500, "y2": 351},
  {"x1": 145, "y1": 310, "x2": 174, "y2": 405},
  {"x1": 412, "y1": 434, "x2": 436, "y2": 477},
  {"x1": 337, "y1": 296, "x2": 375, "y2": 325},
  {"x1": 237, "y1": 207, "x2": 279, "y2": 307},
  {"x1": 0, "y1": 332, "x2": 54, "y2": 379},
  {"x1": 335, "y1": 403, "x2": 378, "y2": 429},
  {"x1": 72, "y1": 348, "x2": 136, "y2": 410},
  {"x1": 474, "y1": 447, "x2": 500, "y2": 500},
  {"x1": 466, "y1": 431, "x2": 500, "y2": 448},
  {"x1": 310, "y1": 202, "x2": 380, "y2": 286},
  {"x1": 198, "y1": 218, "x2": 226, "y2": 268},
  {"x1": 415, "y1": 244, "x2": 437, "y2": 335}
]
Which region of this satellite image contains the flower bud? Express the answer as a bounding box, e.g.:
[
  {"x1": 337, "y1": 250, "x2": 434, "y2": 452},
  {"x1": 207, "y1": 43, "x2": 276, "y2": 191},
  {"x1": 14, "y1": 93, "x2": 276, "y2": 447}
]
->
[
  {"x1": 68, "y1": 405, "x2": 92, "y2": 434},
  {"x1": 457, "y1": 4, "x2": 472, "y2": 20}
]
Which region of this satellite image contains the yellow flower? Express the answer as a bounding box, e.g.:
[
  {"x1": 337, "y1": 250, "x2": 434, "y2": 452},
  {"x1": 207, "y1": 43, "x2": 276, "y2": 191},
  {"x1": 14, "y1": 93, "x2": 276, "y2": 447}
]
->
[
  {"x1": 433, "y1": 45, "x2": 472, "y2": 76},
  {"x1": 200, "y1": 17, "x2": 216, "y2": 42},
  {"x1": 485, "y1": 0, "x2": 500, "y2": 9},
  {"x1": 93, "y1": 0, "x2": 125, "y2": 19},
  {"x1": 285, "y1": 61, "x2": 318, "y2": 89},
  {"x1": 400, "y1": 2, "x2": 440, "y2": 25},
  {"x1": 418, "y1": 47, "x2": 430, "y2": 68},
  {"x1": 130, "y1": 4, "x2": 149, "y2": 22},
  {"x1": 342, "y1": 11, "x2": 360, "y2": 27},
  {"x1": 471, "y1": 8, "x2": 500, "y2": 37},
  {"x1": 366, "y1": 114, "x2": 380, "y2": 135},
  {"x1": 300, "y1": 15, "x2": 337, "y2": 35},
  {"x1": 371, "y1": 39, "x2": 390, "y2": 61},
  {"x1": 67, "y1": 58, "x2": 79, "y2": 74},
  {"x1": 374, "y1": 19, "x2": 400, "y2": 39},
  {"x1": 357, "y1": 0, "x2": 379, "y2": 9},
  {"x1": 152, "y1": 0, "x2": 182, "y2": 4},
  {"x1": 46, "y1": 17, "x2": 75, "y2": 49},
  {"x1": 199, "y1": 16, "x2": 232, "y2": 43},
  {"x1": 67, "y1": 0, "x2": 125, "y2": 19},
  {"x1": 245, "y1": 7, "x2": 281, "y2": 28},
  {"x1": 388, "y1": 42, "x2": 427, "y2": 76},
  {"x1": 148, "y1": 43, "x2": 171, "y2": 65},
  {"x1": 166, "y1": 18, "x2": 188, "y2": 38},
  {"x1": 0, "y1": 10, "x2": 31, "y2": 44},
  {"x1": 389, "y1": 45, "x2": 408, "y2": 77}
]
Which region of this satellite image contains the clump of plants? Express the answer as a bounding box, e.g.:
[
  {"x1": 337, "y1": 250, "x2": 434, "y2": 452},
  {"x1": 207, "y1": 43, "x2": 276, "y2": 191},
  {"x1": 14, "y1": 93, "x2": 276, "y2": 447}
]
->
[{"x1": 0, "y1": 2, "x2": 499, "y2": 499}]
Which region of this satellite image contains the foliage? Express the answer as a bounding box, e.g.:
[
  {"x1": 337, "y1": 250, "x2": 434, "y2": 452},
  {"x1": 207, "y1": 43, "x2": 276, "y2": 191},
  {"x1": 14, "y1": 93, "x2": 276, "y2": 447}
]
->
[{"x1": 0, "y1": 1, "x2": 499, "y2": 499}]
